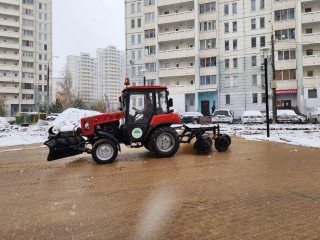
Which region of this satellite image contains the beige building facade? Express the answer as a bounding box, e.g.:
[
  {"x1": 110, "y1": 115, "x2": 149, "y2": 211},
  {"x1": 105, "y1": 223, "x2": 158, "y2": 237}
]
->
[
  {"x1": 125, "y1": 0, "x2": 320, "y2": 116},
  {"x1": 0, "y1": 0, "x2": 52, "y2": 116}
]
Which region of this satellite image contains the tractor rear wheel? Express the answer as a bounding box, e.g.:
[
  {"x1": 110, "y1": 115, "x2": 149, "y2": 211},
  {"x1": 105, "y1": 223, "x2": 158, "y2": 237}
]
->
[
  {"x1": 92, "y1": 139, "x2": 118, "y2": 164},
  {"x1": 214, "y1": 136, "x2": 230, "y2": 152},
  {"x1": 150, "y1": 127, "x2": 179, "y2": 158}
]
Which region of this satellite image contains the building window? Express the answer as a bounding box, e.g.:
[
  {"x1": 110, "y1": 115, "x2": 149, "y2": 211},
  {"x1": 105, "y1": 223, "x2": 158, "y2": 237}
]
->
[
  {"x1": 145, "y1": 12, "x2": 155, "y2": 23},
  {"x1": 224, "y1": 22, "x2": 229, "y2": 33},
  {"x1": 260, "y1": 17, "x2": 265, "y2": 28},
  {"x1": 131, "y1": 3, "x2": 135, "y2": 13},
  {"x1": 233, "y1": 76, "x2": 239, "y2": 87},
  {"x1": 233, "y1": 21, "x2": 237, "y2": 32},
  {"x1": 232, "y1": 3, "x2": 237, "y2": 14},
  {"x1": 306, "y1": 28, "x2": 312, "y2": 34},
  {"x1": 144, "y1": 0, "x2": 155, "y2": 6},
  {"x1": 261, "y1": 93, "x2": 266, "y2": 103},
  {"x1": 275, "y1": 8, "x2": 295, "y2": 21},
  {"x1": 233, "y1": 39, "x2": 238, "y2": 50},
  {"x1": 199, "y1": 2, "x2": 216, "y2": 14},
  {"x1": 275, "y1": 69, "x2": 296, "y2": 80},
  {"x1": 200, "y1": 38, "x2": 216, "y2": 49},
  {"x1": 308, "y1": 89, "x2": 317, "y2": 98},
  {"x1": 251, "y1": 0, "x2": 256, "y2": 11},
  {"x1": 307, "y1": 70, "x2": 313, "y2": 77},
  {"x1": 260, "y1": 36, "x2": 266, "y2": 47},
  {"x1": 137, "y1": 18, "x2": 141, "y2": 27},
  {"x1": 144, "y1": 45, "x2": 156, "y2": 55},
  {"x1": 252, "y1": 93, "x2": 258, "y2": 103},
  {"x1": 224, "y1": 4, "x2": 229, "y2": 15},
  {"x1": 131, "y1": 35, "x2": 135, "y2": 44},
  {"x1": 225, "y1": 77, "x2": 230, "y2": 88},
  {"x1": 252, "y1": 56, "x2": 257, "y2": 66},
  {"x1": 200, "y1": 21, "x2": 216, "y2": 31},
  {"x1": 131, "y1": 19, "x2": 135, "y2": 28},
  {"x1": 145, "y1": 29, "x2": 155, "y2": 39},
  {"x1": 200, "y1": 75, "x2": 217, "y2": 85},
  {"x1": 260, "y1": 0, "x2": 265, "y2": 9},
  {"x1": 233, "y1": 58, "x2": 238, "y2": 68},
  {"x1": 200, "y1": 57, "x2": 217, "y2": 67},
  {"x1": 137, "y1": 2, "x2": 141, "y2": 12},
  {"x1": 251, "y1": 18, "x2": 256, "y2": 30},
  {"x1": 226, "y1": 95, "x2": 230, "y2": 104},
  {"x1": 252, "y1": 75, "x2": 257, "y2": 85},
  {"x1": 225, "y1": 41, "x2": 229, "y2": 51},
  {"x1": 278, "y1": 49, "x2": 296, "y2": 60},
  {"x1": 305, "y1": 8, "x2": 312, "y2": 13},
  {"x1": 306, "y1": 49, "x2": 313, "y2": 55},
  {"x1": 251, "y1": 37, "x2": 256, "y2": 48}
]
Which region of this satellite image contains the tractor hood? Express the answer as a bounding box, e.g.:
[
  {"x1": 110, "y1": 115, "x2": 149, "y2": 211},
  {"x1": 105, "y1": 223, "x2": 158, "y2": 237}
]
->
[{"x1": 80, "y1": 111, "x2": 124, "y2": 136}]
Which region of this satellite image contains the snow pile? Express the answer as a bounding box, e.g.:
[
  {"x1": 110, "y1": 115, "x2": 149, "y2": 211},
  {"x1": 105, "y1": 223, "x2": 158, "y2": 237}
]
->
[
  {"x1": 49, "y1": 108, "x2": 101, "y2": 128},
  {"x1": 0, "y1": 117, "x2": 10, "y2": 130}
]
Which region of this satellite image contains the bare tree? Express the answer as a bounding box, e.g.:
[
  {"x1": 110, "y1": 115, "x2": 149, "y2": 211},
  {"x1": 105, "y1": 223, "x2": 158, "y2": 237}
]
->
[
  {"x1": 0, "y1": 96, "x2": 6, "y2": 116},
  {"x1": 55, "y1": 67, "x2": 74, "y2": 110}
]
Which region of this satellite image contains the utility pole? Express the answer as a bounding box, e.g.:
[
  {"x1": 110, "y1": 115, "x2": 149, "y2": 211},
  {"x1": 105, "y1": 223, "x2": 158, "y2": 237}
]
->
[
  {"x1": 46, "y1": 64, "x2": 50, "y2": 116},
  {"x1": 271, "y1": 33, "x2": 277, "y2": 123}
]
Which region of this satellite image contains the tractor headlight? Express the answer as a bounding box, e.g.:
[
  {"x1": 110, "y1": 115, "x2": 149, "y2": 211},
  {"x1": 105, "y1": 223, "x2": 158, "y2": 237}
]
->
[{"x1": 84, "y1": 121, "x2": 90, "y2": 130}]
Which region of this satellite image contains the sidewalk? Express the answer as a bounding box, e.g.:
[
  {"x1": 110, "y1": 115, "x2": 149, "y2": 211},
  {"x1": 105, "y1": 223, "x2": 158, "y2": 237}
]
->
[{"x1": 0, "y1": 138, "x2": 319, "y2": 239}]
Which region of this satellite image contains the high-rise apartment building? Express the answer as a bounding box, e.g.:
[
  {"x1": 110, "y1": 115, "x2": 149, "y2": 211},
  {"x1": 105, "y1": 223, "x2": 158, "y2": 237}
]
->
[
  {"x1": 0, "y1": 0, "x2": 52, "y2": 116},
  {"x1": 125, "y1": 0, "x2": 320, "y2": 116},
  {"x1": 66, "y1": 46, "x2": 125, "y2": 109}
]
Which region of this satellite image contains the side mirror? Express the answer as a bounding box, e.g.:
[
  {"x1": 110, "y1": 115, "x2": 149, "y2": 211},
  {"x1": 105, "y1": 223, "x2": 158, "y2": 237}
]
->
[{"x1": 168, "y1": 98, "x2": 173, "y2": 108}]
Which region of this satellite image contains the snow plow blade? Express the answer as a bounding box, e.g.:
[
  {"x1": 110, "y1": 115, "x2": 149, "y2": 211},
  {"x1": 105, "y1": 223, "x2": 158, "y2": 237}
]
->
[{"x1": 44, "y1": 136, "x2": 86, "y2": 161}]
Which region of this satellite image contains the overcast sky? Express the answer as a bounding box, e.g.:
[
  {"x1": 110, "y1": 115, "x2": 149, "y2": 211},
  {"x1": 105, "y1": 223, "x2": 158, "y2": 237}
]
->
[{"x1": 52, "y1": 0, "x2": 125, "y2": 77}]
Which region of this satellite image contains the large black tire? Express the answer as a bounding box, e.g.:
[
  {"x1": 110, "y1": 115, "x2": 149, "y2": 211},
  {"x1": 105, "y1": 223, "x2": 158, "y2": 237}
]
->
[
  {"x1": 92, "y1": 139, "x2": 118, "y2": 164},
  {"x1": 222, "y1": 134, "x2": 231, "y2": 146},
  {"x1": 149, "y1": 127, "x2": 180, "y2": 158},
  {"x1": 214, "y1": 136, "x2": 229, "y2": 152},
  {"x1": 193, "y1": 139, "x2": 212, "y2": 154}
]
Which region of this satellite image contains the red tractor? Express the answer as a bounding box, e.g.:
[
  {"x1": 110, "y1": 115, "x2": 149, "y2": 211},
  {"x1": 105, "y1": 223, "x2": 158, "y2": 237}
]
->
[{"x1": 45, "y1": 85, "x2": 231, "y2": 164}]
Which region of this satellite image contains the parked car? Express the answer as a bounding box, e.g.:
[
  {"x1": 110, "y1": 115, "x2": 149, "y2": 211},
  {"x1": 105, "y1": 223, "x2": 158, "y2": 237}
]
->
[
  {"x1": 276, "y1": 109, "x2": 301, "y2": 124},
  {"x1": 307, "y1": 107, "x2": 320, "y2": 123},
  {"x1": 241, "y1": 110, "x2": 265, "y2": 124},
  {"x1": 179, "y1": 112, "x2": 203, "y2": 124},
  {"x1": 46, "y1": 113, "x2": 59, "y2": 122},
  {"x1": 212, "y1": 109, "x2": 233, "y2": 124}
]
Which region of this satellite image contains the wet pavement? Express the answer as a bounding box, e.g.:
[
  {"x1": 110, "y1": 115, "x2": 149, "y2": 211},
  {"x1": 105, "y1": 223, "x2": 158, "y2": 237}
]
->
[{"x1": 0, "y1": 138, "x2": 320, "y2": 239}]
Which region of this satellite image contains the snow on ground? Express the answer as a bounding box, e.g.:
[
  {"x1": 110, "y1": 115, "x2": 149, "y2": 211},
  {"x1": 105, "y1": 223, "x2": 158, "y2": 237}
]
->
[{"x1": 0, "y1": 108, "x2": 319, "y2": 148}]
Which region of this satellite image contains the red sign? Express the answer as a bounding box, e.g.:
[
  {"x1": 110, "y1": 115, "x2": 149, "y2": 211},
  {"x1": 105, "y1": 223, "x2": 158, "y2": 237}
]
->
[{"x1": 276, "y1": 89, "x2": 297, "y2": 95}]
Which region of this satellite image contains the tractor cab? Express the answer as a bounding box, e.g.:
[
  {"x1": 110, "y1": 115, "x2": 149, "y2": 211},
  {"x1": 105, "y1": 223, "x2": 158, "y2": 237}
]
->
[{"x1": 120, "y1": 86, "x2": 180, "y2": 145}]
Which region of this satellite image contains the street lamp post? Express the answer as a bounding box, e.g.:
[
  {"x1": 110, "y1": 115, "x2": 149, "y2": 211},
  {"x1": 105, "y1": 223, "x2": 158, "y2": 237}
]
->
[
  {"x1": 261, "y1": 47, "x2": 271, "y2": 137},
  {"x1": 46, "y1": 56, "x2": 59, "y2": 116},
  {"x1": 271, "y1": 33, "x2": 277, "y2": 123},
  {"x1": 141, "y1": 68, "x2": 148, "y2": 86}
]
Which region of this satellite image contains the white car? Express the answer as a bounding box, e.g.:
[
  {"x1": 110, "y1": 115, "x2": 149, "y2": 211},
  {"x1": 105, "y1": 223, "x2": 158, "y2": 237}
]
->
[
  {"x1": 241, "y1": 110, "x2": 264, "y2": 124},
  {"x1": 307, "y1": 107, "x2": 320, "y2": 123},
  {"x1": 212, "y1": 109, "x2": 233, "y2": 124},
  {"x1": 276, "y1": 109, "x2": 300, "y2": 124}
]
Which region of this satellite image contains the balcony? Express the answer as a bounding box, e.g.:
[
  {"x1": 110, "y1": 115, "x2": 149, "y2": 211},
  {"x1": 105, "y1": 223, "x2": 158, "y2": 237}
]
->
[
  {"x1": 0, "y1": 30, "x2": 19, "y2": 38},
  {"x1": 200, "y1": 67, "x2": 218, "y2": 76},
  {"x1": 275, "y1": 60, "x2": 296, "y2": 70},
  {"x1": 303, "y1": 54, "x2": 320, "y2": 66},
  {"x1": 158, "y1": 29, "x2": 194, "y2": 42},
  {"x1": 1, "y1": 19, "x2": 19, "y2": 27},
  {"x1": 302, "y1": 33, "x2": 320, "y2": 44},
  {"x1": 167, "y1": 84, "x2": 195, "y2": 95},
  {"x1": 273, "y1": 20, "x2": 295, "y2": 31},
  {"x1": 0, "y1": 42, "x2": 19, "y2": 49},
  {"x1": 0, "y1": 76, "x2": 19, "y2": 82},
  {"x1": 0, "y1": 64, "x2": 19, "y2": 71},
  {"x1": 158, "y1": 48, "x2": 194, "y2": 60},
  {"x1": 158, "y1": 0, "x2": 193, "y2": 7},
  {"x1": 273, "y1": 0, "x2": 296, "y2": 11},
  {"x1": 159, "y1": 66, "x2": 195, "y2": 78},
  {"x1": 21, "y1": 99, "x2": 35, "y2": 105},
  {"x1": 198, "y1": 84, "x2": 218, "y2": 91},
  {"x1": 158, "y1": 11, "x2": 194, "y2": 25},
  {"x1": 1, "y1": 0, "x2": 19, "y2": 5},
  {"x1": 303, "y1": 76, "x2": 320, "y2": 88},
  {"x1": 275, "y1": 80, "x2": 297, "y2": 91},
  {"x1": 0, "y1": 8, "x2": 19, "y2": 17},
  {"x1": 0, "y1": 54, "x2": 20, "y2": 61},
  {"x1": 302, "y1": 11, "x2": 320, "y2": 24},
  {"x1": 0, "y1": 87, "x2": 19, "y2": 94}
]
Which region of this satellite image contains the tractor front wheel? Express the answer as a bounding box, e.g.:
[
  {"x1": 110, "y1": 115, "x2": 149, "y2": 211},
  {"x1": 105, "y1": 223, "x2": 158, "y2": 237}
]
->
[
  {"x1": 150, "y1": 127, "x2": 180, "y2": 158},
  {"x1": 92, "y1": 139, "x2": 118, "y2": 164}
]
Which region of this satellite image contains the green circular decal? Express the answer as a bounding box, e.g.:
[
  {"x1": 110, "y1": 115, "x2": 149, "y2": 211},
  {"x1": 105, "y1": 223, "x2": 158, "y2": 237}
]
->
[{"x1": 132, "y1": 128, "x2": 143, "y2": 139}]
